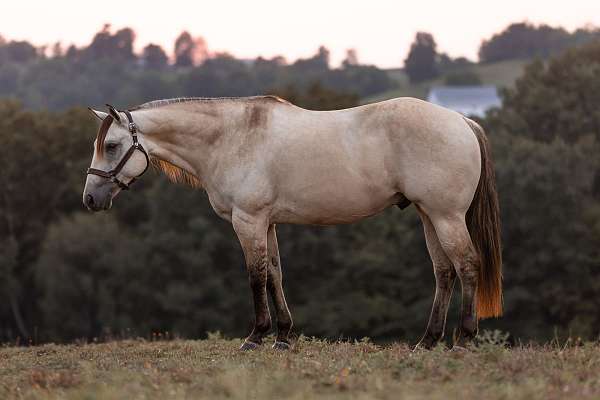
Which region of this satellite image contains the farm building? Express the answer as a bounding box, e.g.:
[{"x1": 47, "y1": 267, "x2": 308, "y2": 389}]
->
[{"x1": 427, "y1": 85, "x2": 502, "y2": 117}]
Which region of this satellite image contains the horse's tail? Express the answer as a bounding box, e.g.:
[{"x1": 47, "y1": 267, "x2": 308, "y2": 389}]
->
[{"x1": 464, "y1": 118, "x2": 503, "y2": 319}]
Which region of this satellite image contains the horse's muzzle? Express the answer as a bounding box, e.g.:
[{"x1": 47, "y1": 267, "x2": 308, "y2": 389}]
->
[{"x1": 83, "y1": 192, "x2": 112, "y2": 212}]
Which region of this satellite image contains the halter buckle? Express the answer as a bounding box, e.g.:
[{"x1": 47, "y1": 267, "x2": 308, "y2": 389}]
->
[
  {"x1": 110, "y1": 175, "x2": 129, "y2": 190},
  {"x1": 128, "y1": 122, "x2": 137, "y2": 133}
]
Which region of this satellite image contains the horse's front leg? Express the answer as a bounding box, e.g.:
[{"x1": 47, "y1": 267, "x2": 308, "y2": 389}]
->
[{"x1": 232, "y1": 209, "x2": 272, "y2": 350}]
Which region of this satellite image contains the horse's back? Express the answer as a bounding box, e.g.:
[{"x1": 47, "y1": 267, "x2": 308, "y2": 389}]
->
[{"x1": 266, "y1": 104, "x2": 399, "y2": 224}]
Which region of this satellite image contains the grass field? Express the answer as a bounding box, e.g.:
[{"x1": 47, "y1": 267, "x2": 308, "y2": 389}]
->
[
  {"x1": 362, "y1": 59, "x2": 531, "y2": 104},
  {"x1": 1, "y1": 334, "x2": 599, "y2": 400}
]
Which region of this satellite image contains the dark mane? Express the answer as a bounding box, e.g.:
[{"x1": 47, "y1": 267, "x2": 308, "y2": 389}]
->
[
  {"x1": 128, "y1": 95, "x2": 288, "y2": 111},
  {"x1": 95, "y1": 115, "x2": 114, "y2": 157}
]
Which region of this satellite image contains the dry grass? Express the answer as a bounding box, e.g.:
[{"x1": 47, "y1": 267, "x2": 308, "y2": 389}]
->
[{"x1": 1, "y1": 334, "x2": 600, "y2": 400}]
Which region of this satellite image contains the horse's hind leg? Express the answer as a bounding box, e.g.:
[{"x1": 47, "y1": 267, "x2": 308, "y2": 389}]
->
[
  {"x1": 429, "y1": 213, "x2": 480, "y2": 347},
  {"x1": 267, "y1": 224, "x2": 293, "y2": 349},
  {"x1": 415, "y1": 207, "x2": 457, "y2": 349}
]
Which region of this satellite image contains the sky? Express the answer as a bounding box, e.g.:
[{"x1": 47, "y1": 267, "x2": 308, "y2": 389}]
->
[{"x1": 2, "y1": 0, "x2": 600, "y2": 68}]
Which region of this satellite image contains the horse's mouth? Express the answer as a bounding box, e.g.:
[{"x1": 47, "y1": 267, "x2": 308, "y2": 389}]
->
[{"x1": 85, "y1": 196, "x2": 113, "y2": 212}]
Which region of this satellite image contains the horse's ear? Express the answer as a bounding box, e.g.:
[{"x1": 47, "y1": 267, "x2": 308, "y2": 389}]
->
[
  {"x1": 88, "y1": 107, "x2": 108, "y2": 121},
  {"x1": 105, "y1": 104, "x2": 122, "y2": 123}
]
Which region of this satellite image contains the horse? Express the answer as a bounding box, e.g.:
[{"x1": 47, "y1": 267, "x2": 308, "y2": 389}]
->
[{"x1": 82, "y1": 96, "x2": 502, "y2": 350}]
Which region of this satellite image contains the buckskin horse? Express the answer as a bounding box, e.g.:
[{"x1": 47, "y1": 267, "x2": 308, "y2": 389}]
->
[{"x1": 83, "y1": 96, "x2": 502, "y2": 350}]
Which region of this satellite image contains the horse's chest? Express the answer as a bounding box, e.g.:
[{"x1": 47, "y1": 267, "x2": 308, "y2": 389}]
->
[{"x1": 206, "y1": 191, "x2": 233, "y2": 222}]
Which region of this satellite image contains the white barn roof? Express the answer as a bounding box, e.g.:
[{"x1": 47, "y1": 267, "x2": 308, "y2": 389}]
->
[{"x1": 427, "y1": 85, "x2": 501, "y2": 117}]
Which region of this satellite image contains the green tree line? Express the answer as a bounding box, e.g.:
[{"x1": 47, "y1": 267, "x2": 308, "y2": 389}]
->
[
  {"x1": 0, "y1": 29, "x2": 599, "y2": 344},
  {"x1": 403, "y1": 22, "x2": 600, "y2": 83},
  {"x1": 0, "y1": 25, "x2": 392, "y2": 111}
]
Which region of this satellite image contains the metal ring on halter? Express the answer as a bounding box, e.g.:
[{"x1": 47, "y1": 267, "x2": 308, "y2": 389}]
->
[{"x1": 86, "y1": 109, "x2": 149, "y2": 190}]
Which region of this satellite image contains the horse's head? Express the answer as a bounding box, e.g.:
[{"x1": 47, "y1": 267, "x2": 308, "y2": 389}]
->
[{"x1": 83, "y1": 105, "x2": 149, "y2": 211}]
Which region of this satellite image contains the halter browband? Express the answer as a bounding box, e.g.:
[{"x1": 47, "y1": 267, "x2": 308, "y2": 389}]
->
[{"x1": 86, "y1": 110, "x2": 149, "y2": 190}]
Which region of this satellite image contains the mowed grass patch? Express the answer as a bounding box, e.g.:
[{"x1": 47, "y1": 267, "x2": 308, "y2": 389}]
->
[{"x1": 1, "y1": 336, "x2": 600, "y2": 399}]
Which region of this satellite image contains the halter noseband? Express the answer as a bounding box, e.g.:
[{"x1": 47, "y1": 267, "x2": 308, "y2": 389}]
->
[{"x1": 86, "y1": 110, "x2": 149, "y2": 190}]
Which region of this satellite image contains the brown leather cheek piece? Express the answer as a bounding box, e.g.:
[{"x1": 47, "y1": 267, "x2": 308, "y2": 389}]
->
[{"x1": 86, "y1": 110, "x2": 149, "y2": 190}]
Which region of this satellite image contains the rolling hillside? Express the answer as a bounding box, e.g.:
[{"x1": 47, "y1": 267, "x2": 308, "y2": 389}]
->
[{"x1": 362, "y1": 59, "x2": 530, "y2": 104}]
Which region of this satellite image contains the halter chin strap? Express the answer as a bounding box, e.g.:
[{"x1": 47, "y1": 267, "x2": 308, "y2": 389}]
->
[{"x1": 86, "y1": 110, "x2": 149, "y2": 190}]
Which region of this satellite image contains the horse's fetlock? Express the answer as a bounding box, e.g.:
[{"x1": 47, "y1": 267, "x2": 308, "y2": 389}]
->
[
  {"x1": 277, "y1": 317, "x2": 293, "y2": 334},
  {"x1": 255, "y1": 317, "x2": 272, "y2": 333},
  {"x1": 416, "y1": 331, "x2": 444, "y2": 350},
  {"x1": 460, "y1": 321, "x2": 478, "y2": 338},
  {"x1": 427, "y1": 329, "x2": 444, "y2": 342}
]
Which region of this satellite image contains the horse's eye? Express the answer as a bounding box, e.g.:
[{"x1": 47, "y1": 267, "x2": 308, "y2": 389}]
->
[{"x1": 106, "y1": 143, "x2": 119, "y2": 153}]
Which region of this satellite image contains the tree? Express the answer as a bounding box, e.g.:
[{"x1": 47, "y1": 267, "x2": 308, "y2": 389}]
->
[
  {"x1": 343, "y1": 49, "x2": 359, "y2": 67},
  {"x1": 181, "y1": 54, "x2": 257, "y2": 97},
  {"x1": 479, "y1": 22, "x2": 600, "y2": 63},
  {"x1": 478, "y1": 43, "x2": 600, "y2": 338},
  {"x1": 112, "y1": 28, "x2": 137, "y2": 62},
  {"x1": 404, "y1": 32, "x2": 439, "y2": 83},
  {"x1": 0, "y1": 29, "x2": 397, "y2": 111},
  {"x1": 437, "y1": 54, "x2": 474, "y2": 73},
  {"x1": 174, "y1": 31, "x2": 208, "y2": 67},
  {"x1": 142, "y1": 44, "x2": 168, "y2": 69},
  {"x1": 291, "y1": 46, "x2": 330, "y2": 73},
  {"x1": 0, "y1": 102, "x2": 93, "y2": 341},
  {"x1": 483, "y1": 131, "x2": 600, "y2": 339},
  {"x1": 174, "y1": 31, "x2": 194, "y2": 67},
  {"x1": 489, "y1": 40, "x2": 600, "y2": 143},
  {"x1": 332, "y1": 65, "x2": 395, "y2": 97},
  {"x1": 83, "y1": 25, "x2": 137, "y2": 63},
  {"x1": 51, "y1": 42, "x2": 63, "y2": 58},
  {"x1": 35, "y1": 213, "x2": 144, "y2": 340},
  {"x1": 0, "y1": 40, "x2": 38, "y2": 64},
  {"x1": 253, "y1": 56, "x2": 286, "y2": 89},
  {"x1": 270, "y1": 82, "x2": 358, "y2": 110}
]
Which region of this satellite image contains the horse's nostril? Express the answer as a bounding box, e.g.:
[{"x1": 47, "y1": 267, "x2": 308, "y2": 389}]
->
[{"x1": 86, "y1": 194, "x2": 95, "y2": 207}]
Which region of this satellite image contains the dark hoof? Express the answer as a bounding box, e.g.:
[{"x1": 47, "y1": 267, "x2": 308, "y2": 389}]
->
[
  {"x1": 454, "y1": 334, "x2": 476, "y2": 349},
  {"x1": 239, "y1": 340, "x2": 260, "y2": 351},
  {"x1": 272, "y1": 341, "x2": 291, "y2": 351}
]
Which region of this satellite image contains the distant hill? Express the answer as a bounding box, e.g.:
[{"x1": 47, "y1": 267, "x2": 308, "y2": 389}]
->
[{"x1": 362, "y1": 59, "x2": 530, "y2": 104}]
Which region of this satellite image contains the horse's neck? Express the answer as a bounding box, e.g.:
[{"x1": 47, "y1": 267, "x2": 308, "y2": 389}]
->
[{"x1": 133, "y1": 102, "x2": 245, "y2": 184}]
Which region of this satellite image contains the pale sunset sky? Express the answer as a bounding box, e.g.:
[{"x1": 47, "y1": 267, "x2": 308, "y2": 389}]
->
[{"x1": 2, "y1": 0, "x2": 599, "y2": 67}]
